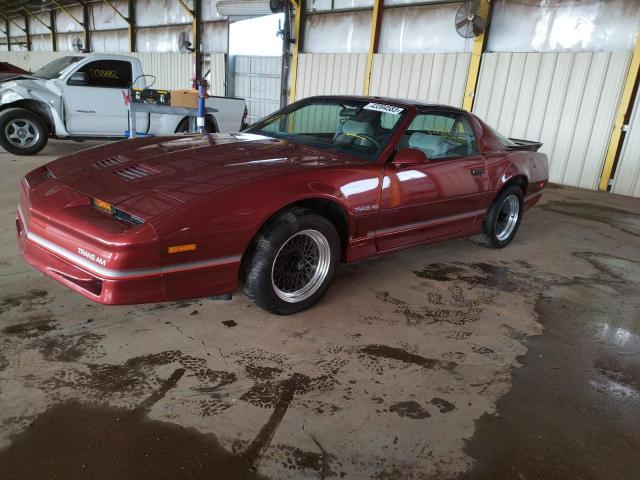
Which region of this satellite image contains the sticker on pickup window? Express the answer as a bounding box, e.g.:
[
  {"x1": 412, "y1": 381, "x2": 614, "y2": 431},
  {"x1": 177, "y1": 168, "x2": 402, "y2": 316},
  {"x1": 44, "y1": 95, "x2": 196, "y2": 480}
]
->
[{"x1": 363, "y1": 103, "x2": 404, "y2": 115}]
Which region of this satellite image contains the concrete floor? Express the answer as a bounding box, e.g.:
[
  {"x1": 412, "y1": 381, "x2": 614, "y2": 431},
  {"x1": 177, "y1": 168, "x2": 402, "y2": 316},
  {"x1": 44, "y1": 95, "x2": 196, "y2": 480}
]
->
[{"x1": 0, "y1": 140, "x2": 639, "y2": 480}]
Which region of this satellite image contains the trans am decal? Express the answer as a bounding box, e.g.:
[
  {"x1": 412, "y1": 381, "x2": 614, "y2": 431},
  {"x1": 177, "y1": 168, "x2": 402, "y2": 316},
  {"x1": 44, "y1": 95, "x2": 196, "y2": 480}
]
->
[{"x1": 77, "y1": 247, "x2": 107, "y2": 266}]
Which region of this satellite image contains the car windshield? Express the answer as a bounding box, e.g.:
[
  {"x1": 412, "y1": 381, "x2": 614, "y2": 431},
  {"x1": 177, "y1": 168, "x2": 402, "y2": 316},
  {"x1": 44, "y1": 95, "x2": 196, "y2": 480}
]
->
[
  {"x1": 245, "y1": 98, "x2": 407, "y2": 161},
  {"x1": 32, "y1": 56, "x2": 83, "y2": 79}
]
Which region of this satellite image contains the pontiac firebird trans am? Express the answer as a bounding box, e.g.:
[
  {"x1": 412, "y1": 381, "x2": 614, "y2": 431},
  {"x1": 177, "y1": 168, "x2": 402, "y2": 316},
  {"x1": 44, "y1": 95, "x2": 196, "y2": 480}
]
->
[{"x1": 16, "y1": 96, "x2": 548, "y2": 314}]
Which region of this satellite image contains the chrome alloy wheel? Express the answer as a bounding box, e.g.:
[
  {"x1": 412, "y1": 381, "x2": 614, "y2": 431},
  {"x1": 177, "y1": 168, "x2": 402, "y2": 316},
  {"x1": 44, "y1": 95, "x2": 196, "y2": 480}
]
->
[
  {"x1": 495, "y1": 194, "x2": 520, "y2": 241},
  {"x1": 5, "y1": 119, "x2": 40, "y2": 149},
  {"x1": 271, "y1": 229, "x2": 332, "y2": 303}
]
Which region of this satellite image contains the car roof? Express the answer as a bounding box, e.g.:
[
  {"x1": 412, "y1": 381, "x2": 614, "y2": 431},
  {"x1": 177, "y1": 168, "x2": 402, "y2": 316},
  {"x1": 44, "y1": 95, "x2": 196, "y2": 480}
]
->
[{"x1": 301, "y1": 95, "x2": 469, "y2": 114}]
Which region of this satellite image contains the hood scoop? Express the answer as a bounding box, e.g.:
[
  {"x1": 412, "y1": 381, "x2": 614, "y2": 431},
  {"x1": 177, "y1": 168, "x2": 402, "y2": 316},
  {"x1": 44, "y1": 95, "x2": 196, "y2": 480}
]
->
[
  {"x1": 93, "y1": 156, "x2": 127, "y2": 170},
  {"x1": 113, "y1": 163, "x2": 161, "y2": 181}
]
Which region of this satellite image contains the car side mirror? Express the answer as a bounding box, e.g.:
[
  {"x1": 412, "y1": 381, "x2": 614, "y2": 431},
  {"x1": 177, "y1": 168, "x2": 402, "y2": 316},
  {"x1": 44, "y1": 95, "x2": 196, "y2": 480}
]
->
[
  {"x1": 67, "y1": 71, "x2": 89, "y2": 86},
  {"x1": 392, "y1": 147, "x2": 428, "y2": 167}
]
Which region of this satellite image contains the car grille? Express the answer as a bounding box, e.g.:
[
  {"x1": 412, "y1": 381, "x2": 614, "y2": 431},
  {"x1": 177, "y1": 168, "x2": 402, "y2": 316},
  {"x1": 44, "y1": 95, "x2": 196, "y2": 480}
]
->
[
  {"x1": 93, "y1": 156, "x2": 126, "y2": 169},
  {"x1": 113, "y1": 163, "x2": 160, "y2": 180}
]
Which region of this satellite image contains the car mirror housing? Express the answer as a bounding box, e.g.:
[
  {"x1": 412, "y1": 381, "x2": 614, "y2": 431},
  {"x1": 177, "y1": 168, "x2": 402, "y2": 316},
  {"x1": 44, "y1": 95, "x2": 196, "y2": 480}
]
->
[
  {"x1": 392, "y1": 147, "x2": 428, "y2": 167},
  {"x1": 67, "y1": 72, "x2": 89, "y2": 86}
]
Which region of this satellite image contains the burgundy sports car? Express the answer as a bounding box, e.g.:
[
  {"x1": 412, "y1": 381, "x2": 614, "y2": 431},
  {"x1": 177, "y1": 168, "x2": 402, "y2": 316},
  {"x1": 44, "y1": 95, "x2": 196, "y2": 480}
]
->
[{"x1": 17, "y1": 96, "x2": 548, "y2": 314}]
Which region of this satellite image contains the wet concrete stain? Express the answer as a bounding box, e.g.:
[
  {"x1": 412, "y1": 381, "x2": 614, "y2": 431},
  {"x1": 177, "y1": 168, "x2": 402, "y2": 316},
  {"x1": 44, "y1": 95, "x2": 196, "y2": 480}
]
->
[
  {"x1": 431, "y1": 397, "x2": 456, "y2": 414},
  {"x1": 389, "y1": 401, "x2": 431, "y2": 419},
  {"x1": 460, "y1": 252, "x2": 640, "y2": 480},
  {"x1": 2, "y1": 316, "x2": 58, "y2": 338},
  {"x1": 0, "y1": 289, "x2": 49, "y2": 315},
  {"x1": 0, "y1": 368, "x2": 271, "y2": 480},
  {"x1": 361, "y1": 344, "x2": 457, "y2": 371},
  {"x1": 540, "y1": 200, "x2": 640, "y2": 236},
  {"x1": 240, "y1": 372, "x2": 334, "y2": 409},
  {"x1": 0, "y1": 356, "x2": 330, "y2": 480},
  {"x1": 37, "y1": 332, "x2": 104, "y2": 362}
]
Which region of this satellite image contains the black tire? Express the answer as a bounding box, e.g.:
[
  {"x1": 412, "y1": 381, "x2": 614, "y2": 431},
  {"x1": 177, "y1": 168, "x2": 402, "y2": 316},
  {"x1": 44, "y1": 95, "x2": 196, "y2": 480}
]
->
[
  {"x1": 0, "y1": 108, "x2": 49, "y2": 155},
  {"x1": 176, "y1": 117, "x2": 216, "y2": 133},
  {"x1": 472, "y1": 185, "x2": 524, "y2": 248},
  {"x1": 240, "y1": 208, "x2": 340, "y2": 315}
]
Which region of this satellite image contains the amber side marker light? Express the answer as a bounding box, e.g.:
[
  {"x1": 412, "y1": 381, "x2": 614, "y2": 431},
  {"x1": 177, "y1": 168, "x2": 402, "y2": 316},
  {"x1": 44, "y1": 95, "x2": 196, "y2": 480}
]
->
[
  {"x1": 93, "y1": 198, "x2": 112, "y2": 213},
  {"x1": 168, "y1": 244, "x2": 197, "y2": 254}
]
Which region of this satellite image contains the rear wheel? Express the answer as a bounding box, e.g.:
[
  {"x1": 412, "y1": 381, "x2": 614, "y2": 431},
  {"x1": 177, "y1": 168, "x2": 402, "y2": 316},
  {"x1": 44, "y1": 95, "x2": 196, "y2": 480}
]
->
[
  {"x1": 176, "y1": 117, "x2": 216, "y2": 133},
  {"x1": 240, "y1": 208, "x2": 340, "y2": 315},
  {"x1": 0, "y1": 108, "x2": 48, "y2": 155},
  {"x1": 472, "y1": 185, "x2": 524, "y2": 248}
]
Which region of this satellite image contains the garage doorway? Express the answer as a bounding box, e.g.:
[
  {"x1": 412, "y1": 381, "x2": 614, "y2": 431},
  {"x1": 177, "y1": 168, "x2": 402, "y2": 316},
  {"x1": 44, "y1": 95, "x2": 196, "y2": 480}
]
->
[{"x1": 229, "y1": 14, "x2": 284, "y2": 125}]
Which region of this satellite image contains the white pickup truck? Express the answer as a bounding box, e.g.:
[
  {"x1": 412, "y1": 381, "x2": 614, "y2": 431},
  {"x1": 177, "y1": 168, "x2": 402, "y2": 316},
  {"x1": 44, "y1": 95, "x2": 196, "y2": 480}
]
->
[{"x1": 0, "y1": 53, "x2": 247, "y2": 155}]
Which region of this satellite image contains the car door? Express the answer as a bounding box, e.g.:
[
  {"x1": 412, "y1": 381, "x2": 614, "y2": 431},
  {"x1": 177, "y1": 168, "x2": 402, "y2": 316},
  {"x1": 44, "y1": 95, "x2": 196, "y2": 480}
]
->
[
  {"x1": 376, "y1": 110, "x2": 490, "y2": 251},
  {"x1": 63, "y1": 59, "x2": 146, "y2": 136}
]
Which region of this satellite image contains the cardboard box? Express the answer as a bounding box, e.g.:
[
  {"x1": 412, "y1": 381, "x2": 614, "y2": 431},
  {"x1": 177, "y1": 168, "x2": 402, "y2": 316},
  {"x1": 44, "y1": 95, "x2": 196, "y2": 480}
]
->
[{"x1": 170, "y1": 89, "x2": 199, "y2": 108}]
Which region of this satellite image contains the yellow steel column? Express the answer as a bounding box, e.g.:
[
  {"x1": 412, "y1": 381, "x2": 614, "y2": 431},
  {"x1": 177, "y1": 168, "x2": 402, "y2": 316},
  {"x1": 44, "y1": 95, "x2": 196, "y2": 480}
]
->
[
  {"x1": 363, "y1": 0, "x2": 383, "y2": 96},
  {"x1": 462, "y1": 0, "x2": 491, "y2": 112},
  {"x1": 598, "y1": 37, "x2": 640, "y2": 191},
  {"x1": 288, "y1": 0, "x2": 302, "y2": 104}
]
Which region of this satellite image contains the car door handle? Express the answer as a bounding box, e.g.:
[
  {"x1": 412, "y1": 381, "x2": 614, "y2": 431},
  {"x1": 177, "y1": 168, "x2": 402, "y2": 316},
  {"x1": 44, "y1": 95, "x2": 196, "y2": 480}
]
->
[{"x1": 471, "y1": 168, "x2": 485, "y2": 177}]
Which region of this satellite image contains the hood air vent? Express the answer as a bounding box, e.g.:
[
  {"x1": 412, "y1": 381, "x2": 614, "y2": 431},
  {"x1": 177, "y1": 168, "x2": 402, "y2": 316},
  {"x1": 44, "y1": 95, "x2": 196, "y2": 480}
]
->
[
  {"x1": 113, "y1": 163, "x2": 161, "y2": 181},
  {"x1": 93, "y1": 156, "x2": 127, "y2": 170}
]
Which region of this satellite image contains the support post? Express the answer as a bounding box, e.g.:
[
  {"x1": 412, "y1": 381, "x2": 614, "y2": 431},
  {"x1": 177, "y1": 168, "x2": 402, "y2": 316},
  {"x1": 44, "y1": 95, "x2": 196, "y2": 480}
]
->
[
  {"x1": 288, "y1": 0, "x2": 303, "y2": 104},
  {"x1": 128, "y1": 0, "x2": 136, "y2": 52},
  {"x1": 50, "y1": 10, "x2": 57, "y2": 51},
  {"x1": 4, "y1": 19, "x2": 10, "y2": 51},
  {"x1": 363, "y1": 0, "x2": 383, "y2": 96},
  {"x1": 24, "y1": 15, "x2": 31, "y2": 50},
  {"x1": 177, "y1": 0, "x2": 202, "y2": 80},
  {"x1": 82, "y1": 3, "x2": 91, "y2": 51},
  {"x1": 598, "y1": 37, "x2": 640, "y2": 191},
  {"x1": 103, "y1": 0, "x2": 135, "y2": 51},
  {"x1": 462, "y1": 0, "x2": 492, "y2": 112}
]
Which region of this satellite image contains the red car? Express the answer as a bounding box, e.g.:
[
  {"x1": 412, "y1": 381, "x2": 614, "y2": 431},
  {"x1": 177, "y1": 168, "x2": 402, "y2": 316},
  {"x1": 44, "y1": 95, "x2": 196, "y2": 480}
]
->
[{"x1": 16, "y1": 96, "x2": 548, "y2": 314}]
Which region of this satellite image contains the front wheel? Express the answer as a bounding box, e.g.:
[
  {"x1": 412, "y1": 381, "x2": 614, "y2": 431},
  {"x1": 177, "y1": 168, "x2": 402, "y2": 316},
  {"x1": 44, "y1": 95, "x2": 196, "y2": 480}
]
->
[
  {"x1": 0, "y1": 108, "x2": 49, "y2": 155},
  {"x1": 472, "y1": 185, "x2": 524, "y2": 248},
  {"x1": 240, "y1": 208, "x2": 340, "y2": 315}
]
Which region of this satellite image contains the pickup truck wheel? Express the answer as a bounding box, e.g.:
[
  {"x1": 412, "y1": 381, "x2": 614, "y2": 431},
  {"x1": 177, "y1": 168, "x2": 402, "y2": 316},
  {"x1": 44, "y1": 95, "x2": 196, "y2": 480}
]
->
[
  {"x1": 0, "y1": 108, "x2": 48, "y2": 155},
  {"x1": 176, "y1": 118, "x2": 216, "y2": 133},
  {"x1": 240, "y1": 208, "x2": 340, "y2": 315},
  {"x1": 472, "y1": 185, "x2": 524, "y2": 248}
]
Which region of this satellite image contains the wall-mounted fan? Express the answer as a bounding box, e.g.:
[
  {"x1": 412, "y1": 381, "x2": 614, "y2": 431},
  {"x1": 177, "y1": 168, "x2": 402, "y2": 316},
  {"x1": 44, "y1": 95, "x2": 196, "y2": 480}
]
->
[
  {"x1": 72, "y1": 36, "x2": 84, "y2": 52},
  {"x1": 455, "y1": 0, "x2": 486, "y2": 39},
  {"x1": 178, "y1": 32, "x2": 194, "y2": 53}
]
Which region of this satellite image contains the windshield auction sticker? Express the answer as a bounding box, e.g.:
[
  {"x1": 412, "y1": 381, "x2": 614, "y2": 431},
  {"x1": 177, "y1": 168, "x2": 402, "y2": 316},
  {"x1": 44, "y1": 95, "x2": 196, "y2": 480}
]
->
[{"x1": 363, "y1": 103, "x2": 404, "y2": 115}]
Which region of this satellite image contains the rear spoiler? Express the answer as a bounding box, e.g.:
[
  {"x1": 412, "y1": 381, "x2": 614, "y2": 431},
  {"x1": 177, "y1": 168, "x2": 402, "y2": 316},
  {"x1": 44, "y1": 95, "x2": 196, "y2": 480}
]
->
[{"x1": 506, "y1": 138, "x2": 543, "y2": 152}]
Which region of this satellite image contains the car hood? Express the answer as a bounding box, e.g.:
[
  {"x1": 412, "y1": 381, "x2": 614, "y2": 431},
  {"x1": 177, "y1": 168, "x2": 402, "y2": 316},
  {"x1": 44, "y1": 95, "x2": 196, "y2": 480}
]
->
[{"x1": 47, "y1": 133, "x2": 358, "y2": 206}]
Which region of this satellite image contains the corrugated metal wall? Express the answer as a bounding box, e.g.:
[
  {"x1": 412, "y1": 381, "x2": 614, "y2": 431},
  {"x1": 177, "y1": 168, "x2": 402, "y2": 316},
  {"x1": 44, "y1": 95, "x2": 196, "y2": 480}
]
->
[
  {"x1": 128, "y1": 52, "x2": 193, "y2": 90},
  {"x1": 369, "y1": 53, "x2": 471, "y2": 106},
  {"x1": 295, "y1": 53, "x2": 367, "y2": 99},
  {"x1": 233, "y1": 55, "x2": 281, "y2": 124},
  {"x1": 473, "y1": 51, "x2": 632, "y2": 190},
  {"x1": 611, "y1": 92, "x2": 640, "y2": 197},
  {"x1": 0, "y1": 51, "x2": 226, "y2": 94}
]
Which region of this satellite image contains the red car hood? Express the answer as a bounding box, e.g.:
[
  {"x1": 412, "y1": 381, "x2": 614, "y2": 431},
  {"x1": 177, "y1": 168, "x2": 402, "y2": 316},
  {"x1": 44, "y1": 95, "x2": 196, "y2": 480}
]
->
[{"x1": 47, "y1": 133, "x2": 351, "y2": 205}]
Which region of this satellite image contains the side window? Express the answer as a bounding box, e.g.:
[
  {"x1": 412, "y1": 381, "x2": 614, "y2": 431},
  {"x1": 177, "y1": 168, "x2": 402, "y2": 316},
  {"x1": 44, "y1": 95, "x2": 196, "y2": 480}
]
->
[
  {"x1": 76, "y1": 60, "x2": 132, "y2": 88},
  {"x1": 406, "y1": 112, "x2": 478, "y2": 159}
]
